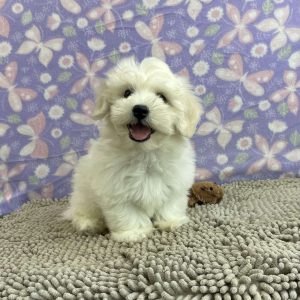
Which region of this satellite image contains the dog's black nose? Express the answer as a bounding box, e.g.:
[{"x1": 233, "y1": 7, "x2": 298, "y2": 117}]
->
[{"x1": 132, "y1": 105, "x2": 149, "y2": 120}]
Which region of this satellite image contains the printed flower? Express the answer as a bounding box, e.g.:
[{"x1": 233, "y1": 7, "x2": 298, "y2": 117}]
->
[
  {"x1": 250, "y1": 43, "x2": 268, "y2": 58},
  {"x1": 119, "y1": 42, "x2": 131, "y2": 53},
  {"x1": 0, "y1": 41, "x2": 12, "y2": 58},
  {"x1": 255, "y1": 5, "x2": 300, "y2": 52},
  {"x1": 86, "y1": 0, "x2": 126, "y2": 32},
  {"x1": 17, "y1": 113, "x2": 49, "y2": 159},
  {"x1": 47, "y1": 13, "x2": 61, "y2": 31},
  {"x1": 143, "y1": 0, "x2": 159, "y2": 8},
  {"x1": 217, "y1": 4, "x2": 260, "y2": 48},
  {"x1": 87, "y1": 38, "x2": 106, "y2": 51},
  {"x1": 186, "y1": 26, "x2": 199, "y2": 38},
  {"x1": 16, "y1": 25, "x2": 64, "y2": 67},
  {"x1": 43, "y1": 85, "x2": 59, "y2": 101},
  {"x1": 207, "y1": 6, "x2": 224, "y2": 22},
  {"x1": 76, "y1": 17, "x2": 88, "y2": 29},
  {"x1": 288, "y1": 51, "x2": 300, "y2": 69},
  {"x1": 40, "y1": 73, "x2": 52, "y2": 84},
  {"x1": 11, "y1": 3, "x2": 24, "y2": 14},
  {"x1": 197, "y1": 106, "x2": 244, "y2": 149},
  {"x1": 228, "y1": 95, "x2": 243, "y2": 113},
  {"x1": 48, "y1": 105, "x2": 64, "y2": 120},
  {"x1": 135, "y1": 14, "x2": 182, "y2": 61},
  {"x1": 258, "y1": 100, "x2": 271, "y2": 111},
  {"x1": 217, "y1": 154, "x2": 228, "y2": 165},
  {"x1": 51, "y1": 128, "x2": 62, "y2": 138},
  {"x1": 34, "y1": 164, "x2": 50, "y2": 179},
  {"x1": 268, "y1": 120, "x2": 287, "y2": 133},
  {"x1": 70, "y1": 53, "x2": 106, "y2": 94},
  {"x1": 193, "y1": 60, "x2": 209, "y2": 77},
  {"x1": 236, "y1": 137, "x2": 252, "y2": 151},
  {"x1": 247, "y1": 135, "x2": 287, "y2": 175},
  {"x1": 123, "y1": 10, "x2": 134, "y2": 21},
  {"x1": 58, "y1": 55, "x2": 74, "y2": 69},
  {"x1": 195, "y1": 84, "x2": 206, "y2": 96},
  {"x1": 0, "y1": 1, "x2": 10, "y2": 38},
  {"x1": 270, "y1": 70, "x2": 300, "y2": 115}
]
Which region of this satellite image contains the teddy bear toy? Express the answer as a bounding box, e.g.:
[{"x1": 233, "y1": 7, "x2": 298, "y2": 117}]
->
[{"x1": 188, "y1": 181, "x2": 224, "y2": 207}]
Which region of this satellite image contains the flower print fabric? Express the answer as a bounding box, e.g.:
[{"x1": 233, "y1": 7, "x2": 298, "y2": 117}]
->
[{"x1": 0, "y1": 0, "x2": 300, "y2": 215}]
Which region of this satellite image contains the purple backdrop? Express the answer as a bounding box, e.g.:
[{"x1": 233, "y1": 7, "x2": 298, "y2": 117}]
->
[{"x1": 1, "y1": 0, "x2": 300, "y2": 215}]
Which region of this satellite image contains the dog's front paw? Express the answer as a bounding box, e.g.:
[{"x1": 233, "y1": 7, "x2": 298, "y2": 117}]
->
[
  {"x1": 155, "y1": 217, "x2": 188, "y2": 232},
  {"x1": 72, "y1": 214, "x2": 106, "y2": 233},
  {"x1": 111, "y1": 228, "x2": 152, "y2": 242}
]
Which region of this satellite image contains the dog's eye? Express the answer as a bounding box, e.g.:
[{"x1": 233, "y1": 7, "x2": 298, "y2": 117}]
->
[
  {"x1": 157, "y1": 93, "x2": 167, "y2": 103},
  {"x1": 124, "y1": 89, "x2": 133, "y2": 98}
]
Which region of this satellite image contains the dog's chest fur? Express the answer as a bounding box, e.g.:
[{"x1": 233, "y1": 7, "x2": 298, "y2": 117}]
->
[
  {"x1": 119, "y1": 152, "x2": 172, "y2": 209},
  {"x1": 88, "y1": 138, "x2": 195, "y2": 215}
]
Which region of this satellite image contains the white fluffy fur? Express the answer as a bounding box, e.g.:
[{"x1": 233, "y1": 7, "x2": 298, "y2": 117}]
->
[{"x1": 64, "y1": 57, "x2": 203, "y2": 242}]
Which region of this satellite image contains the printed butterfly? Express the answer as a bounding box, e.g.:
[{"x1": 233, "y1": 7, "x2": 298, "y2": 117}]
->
[
  {"x1": 17, "y1": 25, "x2": 64, "y2": 67},
  {"x1": 215, "y1": 53, "x2": 274, "y2": 97},
  {"x1": 70, "y1": 53, "x2": 106, "y2": 94},
  {"x1": 135, "y1": 14, "x2": 182, "y2": 61},
  {"x1": 17, "y1": 112, "x2": 49, "y2": 159},
  {"x1": 0, "y1": 61, "x2": 37, "y2": 112}
]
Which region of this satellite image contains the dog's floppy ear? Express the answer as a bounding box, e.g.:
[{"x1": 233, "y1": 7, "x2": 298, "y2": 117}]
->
[
  {"x1": 92, "y1": 79, "x2": 110, "y2": 120},
  {"x1": 176, "y1": 79, "x2": 203, "y2": 138}
]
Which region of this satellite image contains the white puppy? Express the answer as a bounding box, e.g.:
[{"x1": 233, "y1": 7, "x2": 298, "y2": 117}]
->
[{"x1": 64, "y1": 57, "x2": 203, "y2": 242}]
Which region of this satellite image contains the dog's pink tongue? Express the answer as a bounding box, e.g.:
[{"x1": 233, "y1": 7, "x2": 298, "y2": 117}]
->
[{"x1": 130, "y1": 124, "x2": 151, "y2": 141}]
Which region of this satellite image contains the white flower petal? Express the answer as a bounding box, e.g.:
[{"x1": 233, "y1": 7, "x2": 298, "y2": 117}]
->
[
  {"x1": 268, "y1": 120, "x2": 287, "y2": 133},
  {"x1": 288, "y1": 51, "x2": 300, "y2": 69},
  {"x1": 284, "y1": 149, "x2": 300, "y2": 162}
]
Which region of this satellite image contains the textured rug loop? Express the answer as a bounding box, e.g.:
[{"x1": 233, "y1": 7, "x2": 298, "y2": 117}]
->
[{"x1": 0, "y1": 179, "x2": 300, "y2": 300}]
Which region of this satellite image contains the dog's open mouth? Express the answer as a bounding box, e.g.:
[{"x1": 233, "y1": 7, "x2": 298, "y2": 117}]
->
[{"x1": 127, "y1": 123, "x2": 155, "y2": 142}]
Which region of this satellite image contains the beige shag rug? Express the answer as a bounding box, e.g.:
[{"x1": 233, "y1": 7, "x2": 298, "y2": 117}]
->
[{"x1": 1, "y1": 179, "x2": 300, "y2": 300}]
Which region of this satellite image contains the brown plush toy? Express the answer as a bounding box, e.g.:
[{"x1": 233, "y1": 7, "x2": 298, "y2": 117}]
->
[{"x1": 188, "y1": 181, "x2": 224, "y2": 207}]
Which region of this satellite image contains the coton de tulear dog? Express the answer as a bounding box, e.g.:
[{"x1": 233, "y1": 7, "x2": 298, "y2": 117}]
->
[{"x1": 64, "y1": 57, "x2": 203, "y2": 242}]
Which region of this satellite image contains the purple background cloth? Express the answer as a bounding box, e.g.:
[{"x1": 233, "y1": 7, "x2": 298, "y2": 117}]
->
[{"x1": 0, "y1": 0, "x2": 300, "y2": 215}]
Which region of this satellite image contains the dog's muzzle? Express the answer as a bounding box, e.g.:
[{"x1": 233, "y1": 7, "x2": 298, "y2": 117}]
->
[{"x1": 128, "y1": 105, "x2": 154, "y2": 142}]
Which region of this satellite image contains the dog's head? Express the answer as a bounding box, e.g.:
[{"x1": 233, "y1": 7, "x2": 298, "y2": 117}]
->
[{"x1": 93, "y1": 57, "x2": 203, "y2": 147}]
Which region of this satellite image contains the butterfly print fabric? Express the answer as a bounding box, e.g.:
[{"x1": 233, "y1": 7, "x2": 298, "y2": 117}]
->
[{"x1": 0, "y1": 0, "x2": 300, "y2": 215}]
